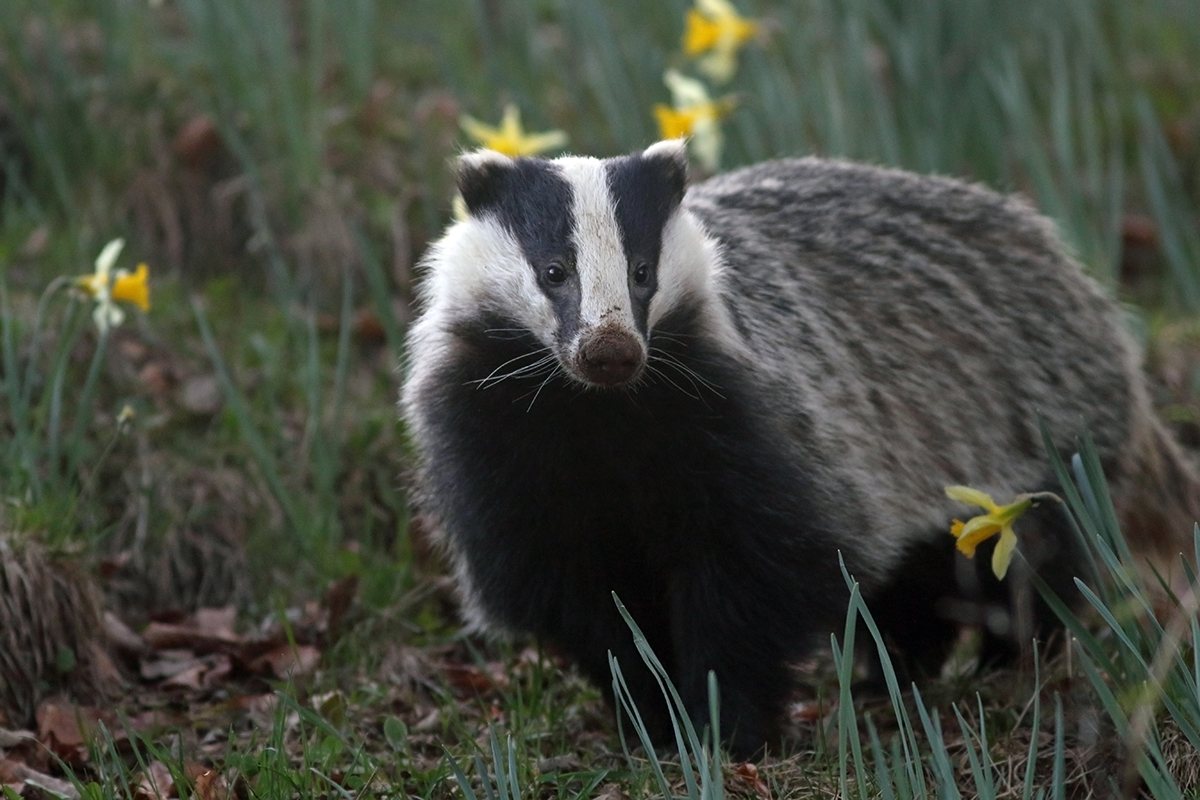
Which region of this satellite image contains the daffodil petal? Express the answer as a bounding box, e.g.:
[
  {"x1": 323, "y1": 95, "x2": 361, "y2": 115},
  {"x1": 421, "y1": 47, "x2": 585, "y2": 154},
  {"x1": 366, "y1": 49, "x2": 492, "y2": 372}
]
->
[
  {"x1": 991, "y1": 527, "x2": 1018, "y2": 580},
  {"x1": 958, "y1": 515, "x2": 1002, "y2": 540},
  {"x1": 683, "y1": 9, "x2": 720, "y2": 55},
  {"x1": 953, "y1": 515, "x2": 1002, "y2": 557},
  {"x1": 93, "y1": 300, "x2": 124, "y2": 333},
  {"x1": 664, "y1": 68, "x2": 713, "y2": 108},
  {"x1": 944, "y1": 485, "x2": 1001, "y2": 513},
  {"x1": 459, "y1": 115, "x2": 500, "y2": 145},
  {"x1": 690, "y1": 117, "x2": 723, "y2": 172},
  {"x1": 75, "y1": 273, "x2": 106, "y2": 297},
  {"x1": 657, "y1": 105, "x2": 700, "y2": 139},
  {"x1": 94, "y1": 238, "x2": 125, "y2": 276},
  {"x1": 516, "y1": 129, "x2": 569, "y2": 155},
  {"x1": 698, "y1": 50, "x2": 738, "y2": 83}
]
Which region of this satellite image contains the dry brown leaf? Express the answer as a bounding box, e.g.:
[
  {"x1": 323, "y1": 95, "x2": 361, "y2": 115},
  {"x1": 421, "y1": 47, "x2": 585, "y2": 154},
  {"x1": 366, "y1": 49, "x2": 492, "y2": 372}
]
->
[
  {"x1": 192, "y1": 768, "x2": 232, "y2": 800},
  {"x1": 134, "y1": 760, "x2": 175, "y2": 800},
  {"x1": 10, "y1": 761, "x2": 81, "y2": 800},
  {"x1": 439, "y1": 661, "x2": 509, "y2": 693},
  {"x1": 162, "y1": 664, "x2": 206, "y2": 691},
  {"x1": 255, "y1": 645, "x2": 321, "y2": 680},
  {"x1": 103, "y1": 612, "x2": 148, "y2": 658},
  {"x1": 36, "y1": 699, "x2": 122, "y2": 763},
  {"x1": 0, "y1": 727, "x2": 36, "y2": 748},
  {"x1": 200, "y1": 654, "x2": 233, "y2": 689},
  {"x1": 733, "y1": 761, "x2": 771, "y2": 799},
  {"x1": 140, "y1": 649, "x2": 203, "y2": 681},
  {"x1": 142, "y1": 607, "x2": 241, "y2": 654},
  {"x1": 0, "y1": 758, "x2": 21, "y2": 783},
  {"x1": 788, "y1": 697, "x2": 829, "y2": 722},
  {"x1": 593, "y1": 783, "x2": 632, "y2": 800}
]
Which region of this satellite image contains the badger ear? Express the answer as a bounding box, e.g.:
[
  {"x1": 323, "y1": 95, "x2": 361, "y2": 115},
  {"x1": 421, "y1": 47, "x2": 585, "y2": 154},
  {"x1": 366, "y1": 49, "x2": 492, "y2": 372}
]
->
[
  {"x1": 641, "y1": 139, "x2": 688, "y2": 210},
  {"x1": 455, "y1": 150, "x2": 516, "y2": 216}
]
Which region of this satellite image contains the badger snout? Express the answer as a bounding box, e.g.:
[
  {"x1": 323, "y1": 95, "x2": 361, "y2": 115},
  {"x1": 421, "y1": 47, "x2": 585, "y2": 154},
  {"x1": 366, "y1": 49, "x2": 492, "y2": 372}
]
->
[{"x1": 575, "y1": 326, "x2": 645, "y2": 386}]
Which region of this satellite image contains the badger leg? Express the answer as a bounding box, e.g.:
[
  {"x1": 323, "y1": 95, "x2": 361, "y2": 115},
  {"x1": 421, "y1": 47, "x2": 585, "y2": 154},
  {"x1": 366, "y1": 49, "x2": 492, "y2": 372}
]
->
[
  {"x1": 665, "y1": 545, "x2": 846, "y2": 760},
  {"x1": 972, "y1": 498, "x2": 1082, "y2": 667},
  {"x1": 864, "y1": 491, "x2": 1082, "y2": 684},
  {"x1": 863, "y1": 536, "x2": 962, "y2": 686},
  {"x1": 543, "y1": 581, "x2": 680, "y2": 747}
]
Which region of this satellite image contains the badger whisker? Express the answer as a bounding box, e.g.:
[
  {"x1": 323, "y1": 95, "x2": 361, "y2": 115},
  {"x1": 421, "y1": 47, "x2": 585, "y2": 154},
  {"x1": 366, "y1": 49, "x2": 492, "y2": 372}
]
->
[
  {"x1": 523, "y1": 368, "x2": 559, "y2": 412},
  {"x1": 469, "y1": 351, "x2": 556, "y2": 389},
  {"x1": 644, "y1": 362, "x2": 705, "y2": 401},
  {"x1": 650, "y1": 349, "x2": 725, "y2": 398}
]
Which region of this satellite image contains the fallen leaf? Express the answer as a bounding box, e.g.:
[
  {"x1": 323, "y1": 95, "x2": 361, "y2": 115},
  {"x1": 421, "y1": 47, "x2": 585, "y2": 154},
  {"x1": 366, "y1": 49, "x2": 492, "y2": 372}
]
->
[
  {"x1": 250, "y1": 645, "x2": 321, "y2": 680},
  {"x1": 104, "y1": 612, "x2": 148, "y2": 658},
  {"x1": 134, "y1": 760, "x2": 175, "y2": 800},
  {"x1": 594, "y1": 783, "x2": 632, "y2": 800},
  {"x1": 142, "y1": 609, "x2": 240, "y2": 654},
  {"x1": 788, "y1": 697, "x2": 829, "y2": 722},
  {"x1": 141, "y1": 650, "x2": 204, "y2": 681},
  {"x1": 10, "y1": 762, "x2": 81, "y2": 799},
  {"x1": 36, "y1": 700, "x2": 122, "y2": 764},
  {"x1": 200, "y1": 654, "x2": 233, "y2": 689},
  {"x1": 439, "y1": 661, "x2": 509, "y2": 693},
  {"x1": 0, "y1": 728, "x2": 36, "y2": 748},
  {"x1": 162, "y1": 664, "x2": 206, "y2": 691},
  {"x1": 733, "y1": 762, "x2": 771, "y2": 799},
  {"x1": 191, "y1": 769, "x2": 231, "y2": 800}
]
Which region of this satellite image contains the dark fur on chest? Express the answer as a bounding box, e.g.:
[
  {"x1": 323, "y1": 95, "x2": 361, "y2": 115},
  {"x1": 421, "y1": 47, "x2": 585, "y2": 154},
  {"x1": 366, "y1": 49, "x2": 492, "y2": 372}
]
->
[{"x1": 416, "y1": 305, "x2": 850, "y2": 755}]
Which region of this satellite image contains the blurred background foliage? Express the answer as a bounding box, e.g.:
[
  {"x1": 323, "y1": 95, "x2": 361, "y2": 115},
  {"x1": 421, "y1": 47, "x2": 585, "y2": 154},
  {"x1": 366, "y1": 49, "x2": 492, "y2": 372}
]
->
[{"x1": 0, "y1": 0, "x2": 1198, "y2": 614}]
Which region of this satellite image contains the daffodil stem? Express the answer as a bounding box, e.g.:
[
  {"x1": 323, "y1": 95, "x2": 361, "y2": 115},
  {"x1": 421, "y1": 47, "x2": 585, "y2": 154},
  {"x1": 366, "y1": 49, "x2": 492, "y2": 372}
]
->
[
  {"x1": 21, "y1": 276, "x2": 73, "y2": 414},
  {"x1": 46, "y1": 296, "x2": 84, "y2": 487},
  {"x1": 65, "y1": 326, "x2": 111, "y2": 480}
]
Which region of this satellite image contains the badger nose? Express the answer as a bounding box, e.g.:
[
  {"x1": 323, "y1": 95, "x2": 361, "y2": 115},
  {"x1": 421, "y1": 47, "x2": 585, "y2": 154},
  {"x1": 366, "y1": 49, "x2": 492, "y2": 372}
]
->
[{"x1": 577, "y1": 328, "x2": 644, "y2": 386}]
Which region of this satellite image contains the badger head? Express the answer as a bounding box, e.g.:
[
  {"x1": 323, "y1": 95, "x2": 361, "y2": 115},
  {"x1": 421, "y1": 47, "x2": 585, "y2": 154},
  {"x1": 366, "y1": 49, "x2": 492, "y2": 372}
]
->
[{"x1": 418, "y1": 140, "x2": 718, "y2": 390}]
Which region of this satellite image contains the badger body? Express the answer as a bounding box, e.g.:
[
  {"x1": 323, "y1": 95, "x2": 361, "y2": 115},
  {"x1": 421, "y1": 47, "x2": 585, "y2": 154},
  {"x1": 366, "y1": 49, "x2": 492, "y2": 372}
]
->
[{"x1": 402, "y1": 141, "x2": 1198, "y2": 755}]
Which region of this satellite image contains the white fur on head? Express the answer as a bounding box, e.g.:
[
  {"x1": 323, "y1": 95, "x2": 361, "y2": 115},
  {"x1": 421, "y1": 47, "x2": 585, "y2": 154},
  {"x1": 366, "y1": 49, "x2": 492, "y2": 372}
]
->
[
  {"x1": 555, "y1": 157, "x2": 639, "y2": 339},
  {"x1": 414, "y1": 215, "x2": 557, "y2": 344}
]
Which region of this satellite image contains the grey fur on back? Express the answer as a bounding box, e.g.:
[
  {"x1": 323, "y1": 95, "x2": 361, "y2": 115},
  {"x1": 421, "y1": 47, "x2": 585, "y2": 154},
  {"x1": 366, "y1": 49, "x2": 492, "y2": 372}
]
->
[{"x1": 684, "y1": 158, "x2": 1147, "y2": 580}]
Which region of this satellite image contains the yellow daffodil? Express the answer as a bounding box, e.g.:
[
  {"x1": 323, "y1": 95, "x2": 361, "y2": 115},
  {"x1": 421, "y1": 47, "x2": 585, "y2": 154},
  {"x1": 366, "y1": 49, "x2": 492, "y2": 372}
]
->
[
  {"x1": 653, "y1": 69, "x2": 736, "y2": 172},
  {"x1": 945, "y1": 486, "x2": 1030, "y2": 580},
  {"x1": 683, "y1": 0, "x2": 760, "y2": 83},
  {"x1": 74, "y1": 238, "x2": 152, "y2": 332},
  {"x1": 945, "y1": 486, "x2": 1061, "y2": 580},
  {"x1": 459, "y1": 104, "x2": 568, "y2": 157}
]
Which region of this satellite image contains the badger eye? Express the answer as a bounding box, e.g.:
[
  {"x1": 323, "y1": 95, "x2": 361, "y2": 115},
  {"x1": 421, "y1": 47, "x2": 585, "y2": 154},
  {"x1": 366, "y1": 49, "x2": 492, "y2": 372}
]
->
[
  {"x1": 632, "y1": 261, "x2": 652, "y2": 286},
  {"x1": 543, "y1": 262, "x2": 568, "y2": 286}
]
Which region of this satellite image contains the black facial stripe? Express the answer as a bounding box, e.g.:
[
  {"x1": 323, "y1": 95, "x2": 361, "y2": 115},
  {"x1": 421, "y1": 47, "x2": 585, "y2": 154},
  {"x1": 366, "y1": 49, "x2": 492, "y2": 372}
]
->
[
  {"x1": 605, "y1": 152, "x2": 686, "y2": 336},
  {"x1": 464, "y1": 158, "x2": 581, "y2": 344}
]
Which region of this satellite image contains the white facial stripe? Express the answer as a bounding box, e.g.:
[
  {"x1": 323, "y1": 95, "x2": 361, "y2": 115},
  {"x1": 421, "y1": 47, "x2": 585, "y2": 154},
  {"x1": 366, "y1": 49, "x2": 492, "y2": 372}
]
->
[
  {"x1": 556, "y1": 157, "x2": 634, "y2": 331},
  {"x1": 420, "y1": 216, "x2": 556, "y2": 341}
]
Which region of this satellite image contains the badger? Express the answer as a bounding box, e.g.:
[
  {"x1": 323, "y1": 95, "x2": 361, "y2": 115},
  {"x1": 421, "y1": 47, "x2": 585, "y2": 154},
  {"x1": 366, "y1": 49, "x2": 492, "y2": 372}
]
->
[{"x1": 401, "y1": 140, "x2": 1199, "y2": 756}]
